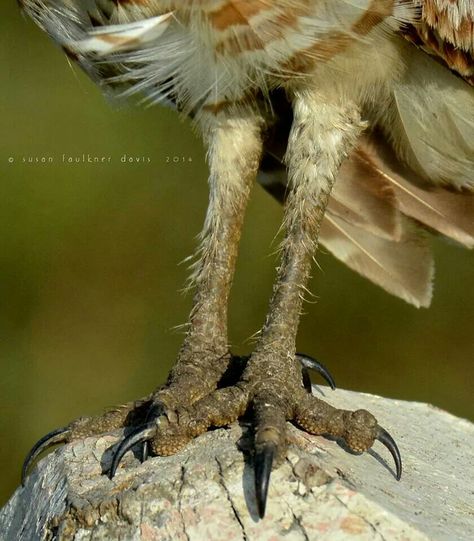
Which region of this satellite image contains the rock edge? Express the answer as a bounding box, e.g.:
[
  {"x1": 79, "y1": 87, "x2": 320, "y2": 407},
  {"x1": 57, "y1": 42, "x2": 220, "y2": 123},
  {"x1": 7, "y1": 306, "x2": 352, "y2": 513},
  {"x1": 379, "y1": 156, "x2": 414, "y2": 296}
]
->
[{"x1": 1, "y1": 388, "x2": 473, "y2": 541}]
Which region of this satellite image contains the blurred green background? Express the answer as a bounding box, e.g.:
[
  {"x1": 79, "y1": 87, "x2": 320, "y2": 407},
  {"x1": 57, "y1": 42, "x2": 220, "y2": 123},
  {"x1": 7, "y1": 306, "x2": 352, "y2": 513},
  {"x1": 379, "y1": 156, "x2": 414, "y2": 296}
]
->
[{"x1": 1, "y1": 4, "x2": 473, "y2": 507}]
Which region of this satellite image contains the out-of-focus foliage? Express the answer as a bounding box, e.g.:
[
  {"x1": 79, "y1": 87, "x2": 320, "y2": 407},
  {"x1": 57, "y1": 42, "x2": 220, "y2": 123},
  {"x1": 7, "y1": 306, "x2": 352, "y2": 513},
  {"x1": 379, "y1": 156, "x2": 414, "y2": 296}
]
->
[{"x1": 1, "y1": 3, "x2": 472, "y2": 506}]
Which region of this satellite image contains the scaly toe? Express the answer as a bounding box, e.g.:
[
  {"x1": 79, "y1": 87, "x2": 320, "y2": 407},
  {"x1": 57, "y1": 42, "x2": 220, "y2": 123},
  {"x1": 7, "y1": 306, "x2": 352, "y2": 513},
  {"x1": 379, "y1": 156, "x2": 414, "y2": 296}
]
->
[
  {"x1": 294, "y1": 393, "x2": 402, "y2": 480},
  {"x1": 21, "y1": 397, "x2": 151, "y2": 483},
  {"x1": 343, "y1": 409, "x2": 378, "y2": 452}
]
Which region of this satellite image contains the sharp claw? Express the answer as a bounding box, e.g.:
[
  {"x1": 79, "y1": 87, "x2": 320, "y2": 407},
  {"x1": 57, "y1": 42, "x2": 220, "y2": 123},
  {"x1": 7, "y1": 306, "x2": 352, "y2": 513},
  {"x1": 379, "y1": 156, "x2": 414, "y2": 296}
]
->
[
  {"x1": 296, "y1": 353, "x2": 336, "y2": 390},
  {"x1": 141, "y1": 441, "x2": 150, "y2": 463},
  {"x1": 140, "y1": 403, "x2": 164, "y2": 463},
  {"x1": 109, "y1": 424, "x2": 156, "y2": 479},
  {"x1": 254, "y1": 443, "x2": 275, "y2": 519},
  {"x1": 376, "y1": 426, "x2": 402, "y2": 480},
  {"x1": 22, "y1": 427, "x2": 70, "y2": 485},
  {"x1": 301, "y1": 367, "x2": 312, "y2": 393}
]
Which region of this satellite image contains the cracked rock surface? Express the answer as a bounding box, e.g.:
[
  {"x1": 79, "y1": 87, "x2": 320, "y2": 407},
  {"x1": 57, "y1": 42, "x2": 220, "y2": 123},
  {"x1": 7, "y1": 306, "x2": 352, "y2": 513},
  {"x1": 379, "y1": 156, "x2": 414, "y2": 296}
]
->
[{"x1": 1, "y1": 388, "x2": 473, "y2": 541}]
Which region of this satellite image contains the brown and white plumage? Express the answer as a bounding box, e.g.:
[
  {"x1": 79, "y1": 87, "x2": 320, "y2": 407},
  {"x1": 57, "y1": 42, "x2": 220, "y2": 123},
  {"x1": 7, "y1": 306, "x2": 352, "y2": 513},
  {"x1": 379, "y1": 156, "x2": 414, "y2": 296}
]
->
[
  {"x1": 20, "y1": 1, "x2": 474, "y2": 515},
  {"x1": 21, "y1": 0, "x2": 474, "y2": 308},
  {"x1": 404, "y1": 0, "x2": 474, "y2": 83}
]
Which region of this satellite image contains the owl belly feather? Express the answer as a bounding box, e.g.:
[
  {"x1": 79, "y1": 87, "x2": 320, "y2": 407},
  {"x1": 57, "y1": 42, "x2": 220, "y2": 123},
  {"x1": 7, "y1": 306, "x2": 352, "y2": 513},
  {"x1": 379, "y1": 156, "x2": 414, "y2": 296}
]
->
[
  {"x1": 21, "y1": 0, "x2": 413, "y2": 116},
  {"x1": 174, "y1": 0, "x2": 409, "y2": 115}
]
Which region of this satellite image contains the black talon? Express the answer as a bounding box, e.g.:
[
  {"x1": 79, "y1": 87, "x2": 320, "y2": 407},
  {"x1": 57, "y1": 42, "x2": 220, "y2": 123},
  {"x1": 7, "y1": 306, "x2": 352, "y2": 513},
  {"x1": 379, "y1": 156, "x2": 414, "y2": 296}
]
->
[
  {"x1": 140, "y1": 403, "x2": 164, "y2": 463},
  {"x1": 254, "y1": 443, "x2": 275, "y2": 519},
  {"x1": 376, "y1": 426, "x2": 402, "y2": 480},
  {"x1": 109, "y1": 423, "x2": 156, "y2": 479},
  {"x1": 296, "y1": 353, "x2": 336, "y2": 390},
  {"x1": 22, "y1": 427, "x2": 70, "y2": 485},
  {"x1": 141, "y1": 441, "x2": 150, "y2": 463},
  {"x1": 301, "y1": 367, "x2": 312, "y2": 393}
]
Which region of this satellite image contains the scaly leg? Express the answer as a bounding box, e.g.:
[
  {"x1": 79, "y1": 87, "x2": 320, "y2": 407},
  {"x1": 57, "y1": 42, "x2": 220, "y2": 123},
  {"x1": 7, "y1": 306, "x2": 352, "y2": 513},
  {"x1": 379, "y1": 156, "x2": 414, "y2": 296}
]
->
[
  {"x1": 240, "y1": 93, "x2": 400, "y2": 516},
  {"x1": 23, "y1": 95, "x2": 400, "y2": 518},
  {"x1": 104, "y1": 92, "x2": 399, "y2": 514},
  {"x1": 22, "y1": 110, "x2": 264, "y2": 471}
]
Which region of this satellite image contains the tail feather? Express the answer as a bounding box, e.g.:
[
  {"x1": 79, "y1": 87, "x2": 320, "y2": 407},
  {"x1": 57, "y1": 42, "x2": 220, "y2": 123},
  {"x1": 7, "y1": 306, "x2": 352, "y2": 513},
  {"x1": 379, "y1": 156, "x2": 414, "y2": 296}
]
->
[
  {"x1": 332, "y1": 149, "x2": 402, "y2": 241},
  {"x1": 356, "y1": 135, "x2": 474, "y2": 248},
  {"x1": 320, "y1": 212, "x2": 434, "y2": 308}
]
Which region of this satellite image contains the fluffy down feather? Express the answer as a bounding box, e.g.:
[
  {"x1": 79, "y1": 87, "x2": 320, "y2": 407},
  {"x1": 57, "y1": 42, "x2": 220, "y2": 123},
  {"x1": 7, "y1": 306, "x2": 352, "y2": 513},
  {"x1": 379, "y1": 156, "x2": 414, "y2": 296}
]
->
[{"x1": 20, "y1": 0, "x2": 474, "y2": 306}]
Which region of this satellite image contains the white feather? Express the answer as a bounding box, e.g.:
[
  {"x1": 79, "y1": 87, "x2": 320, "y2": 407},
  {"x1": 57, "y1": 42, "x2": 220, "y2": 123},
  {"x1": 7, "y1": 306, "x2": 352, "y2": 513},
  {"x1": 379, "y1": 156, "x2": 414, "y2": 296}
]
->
[{"x1": 71, "y1": 13, "x2": 173, "y2": 55}]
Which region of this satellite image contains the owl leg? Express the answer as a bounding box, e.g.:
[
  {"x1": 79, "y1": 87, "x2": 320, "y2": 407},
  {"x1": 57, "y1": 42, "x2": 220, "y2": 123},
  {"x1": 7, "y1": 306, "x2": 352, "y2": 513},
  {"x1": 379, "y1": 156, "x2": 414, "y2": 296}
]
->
[
  {"x1": 21, "y1": 111, "x2": 264, "y2": 480},
  {"x1": 21, "y1": 108, "x2": 331, "y2": 483},
  {"x1": 22, "y1": 95, "x2": 400, "y2": 518},
  {"x1": 101, "y1": 93, "x2": 399, "y2": 517},
  {"x1": 241, "y1": 94, "x2": 401, "y2": 516}
]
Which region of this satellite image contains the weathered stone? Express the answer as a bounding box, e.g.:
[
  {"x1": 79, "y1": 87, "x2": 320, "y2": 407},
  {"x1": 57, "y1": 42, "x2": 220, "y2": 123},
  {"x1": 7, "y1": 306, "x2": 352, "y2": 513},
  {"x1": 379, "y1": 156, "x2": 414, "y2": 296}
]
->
[{"x1": 1, "y1": 388, "x2": 473, "y2": 541}]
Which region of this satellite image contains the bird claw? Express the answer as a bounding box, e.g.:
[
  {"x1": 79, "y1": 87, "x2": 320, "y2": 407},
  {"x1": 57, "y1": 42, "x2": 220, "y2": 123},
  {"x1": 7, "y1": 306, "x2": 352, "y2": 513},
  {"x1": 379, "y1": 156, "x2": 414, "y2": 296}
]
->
[
  {"x1": 376, "y1": 425, "x2": 402, "y2": 480},
  {"x1": 21, "y1": 352, "x2": 398, "y2": 523},
  {"x1": 21, "y1": 426, "x2": 70, "y2": 485},
  {"x1": 252, "y1": 425, "x2": 401, "y2": 519},
  {"x1": 296, "y1": 353, "x2": 336, "y2": 390},
  {"x1": 254, "y1": 443, "x2": 276, "y2": 518},
  {"x1": 141, "y1": 440, "x2": 150, "y2": 463},
  {"x1": 109, "y1": 422, "x2": 157, "y2": 479},
  {"x1": 301, "y1": 365, "x2": 313, "y2": 393},
  {"x1": 138, "y1": 402, "x2": 169, "y2": 464}
]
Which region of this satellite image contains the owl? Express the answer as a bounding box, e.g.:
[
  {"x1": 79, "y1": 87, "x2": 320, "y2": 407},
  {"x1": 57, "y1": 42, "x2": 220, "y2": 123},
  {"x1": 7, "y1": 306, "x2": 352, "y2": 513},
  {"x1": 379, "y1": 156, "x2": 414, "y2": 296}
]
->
[{"x1": 20, "y1": 0, "x2": 473, "y2": 518}]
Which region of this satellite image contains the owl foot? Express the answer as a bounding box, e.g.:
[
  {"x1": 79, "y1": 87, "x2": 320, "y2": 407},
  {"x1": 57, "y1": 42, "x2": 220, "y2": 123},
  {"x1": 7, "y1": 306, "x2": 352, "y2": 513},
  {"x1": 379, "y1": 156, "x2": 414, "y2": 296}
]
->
[
  {"x1": 21, "y1": 352, "x2": 400, "y2": 518},
  {"x1": 106, "y1": 351, "x2": 400, "y2": 517},
  {"x1": 21, "y1": 354, "x2": 334, "y2": 487}
]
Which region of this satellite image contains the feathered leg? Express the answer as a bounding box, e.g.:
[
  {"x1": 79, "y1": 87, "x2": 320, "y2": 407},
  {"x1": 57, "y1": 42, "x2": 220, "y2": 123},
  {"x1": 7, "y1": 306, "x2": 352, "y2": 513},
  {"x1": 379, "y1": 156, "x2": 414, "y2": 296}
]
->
[
  {"x1": 243, "y1": 93, "x2": 399, "y2": 517},
  {"x1": 153, "y1": 112, "x2": 265, "y2": 413},
  {"x1": 22, "y1": 111, "x2": 264, "y2": 472},
  {"x1": 106, "y1": 92, "x2": 399, "y2": 515},
  {"x1": 22, "y1": 94, "x2": 400, "y2": 517}
]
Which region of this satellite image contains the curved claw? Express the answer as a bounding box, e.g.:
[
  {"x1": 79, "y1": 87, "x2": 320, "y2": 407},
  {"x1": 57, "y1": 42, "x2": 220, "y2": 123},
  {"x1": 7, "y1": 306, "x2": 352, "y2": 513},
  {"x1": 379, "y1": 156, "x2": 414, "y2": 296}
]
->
[
  {"x1": 139, "y1": 403, "x2": 165, "y2": 464},
  {"x1": 254, "y1": 443, "x2": 275, "y2": 519},
  {"x1": 301, "y1": 367, "x2": 313, "y2": 394},
  {"x1": 141, "y1": 441, "x2": 150, "y2": 463},
  {"x1": 109, "y1": 423, "x2": 156, "y2": 479},
  {"x1": 22, "y1": 427, "x2": 70, "y2": 485},
  {"x1": 376, "y1": 426, "x2": 402, "y2": 480},
  {"x1": 296, "y1": 353, "x2": 336, "y2": 390}
]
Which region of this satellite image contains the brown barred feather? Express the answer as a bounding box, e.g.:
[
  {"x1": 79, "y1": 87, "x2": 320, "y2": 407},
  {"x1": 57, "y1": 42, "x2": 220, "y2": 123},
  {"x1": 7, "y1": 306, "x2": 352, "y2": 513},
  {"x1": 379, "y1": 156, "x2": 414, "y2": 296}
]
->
[
  {"x1": 19, "y1": 0, "x2": 474, "y2": 306},
  {"x1": 401, "y1": 0, "x2": 474, "y2": 84}
]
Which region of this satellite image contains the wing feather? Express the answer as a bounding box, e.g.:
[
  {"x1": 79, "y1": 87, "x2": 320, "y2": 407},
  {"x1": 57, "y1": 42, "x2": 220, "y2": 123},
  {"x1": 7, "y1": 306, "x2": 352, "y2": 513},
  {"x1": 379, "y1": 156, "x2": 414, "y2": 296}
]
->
[
  {"x1": 71, "y1": 14, "x2": 173, "y2": 55},
  {"x1": 259, "y1": 118, "x2": 473, "y2": 307},
  {"x1": 379, "y1": 43, "x2": 474, "y2": 191},
  {"x1": 333, "y1": 150, "x2": 402, "y2": 241}
]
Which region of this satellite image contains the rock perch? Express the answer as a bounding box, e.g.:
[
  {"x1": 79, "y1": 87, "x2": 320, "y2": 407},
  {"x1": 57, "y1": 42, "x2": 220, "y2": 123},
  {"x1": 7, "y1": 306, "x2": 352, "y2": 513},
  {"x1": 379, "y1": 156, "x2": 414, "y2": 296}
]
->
[{"x1": 1, "y1": 388, "x2": 473, "y2": 541}]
